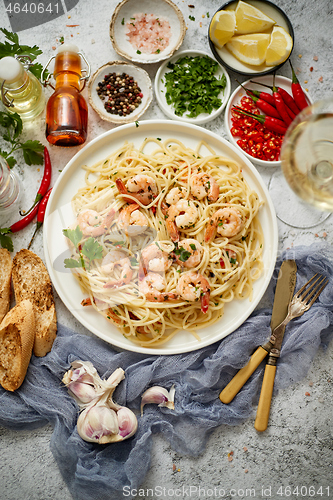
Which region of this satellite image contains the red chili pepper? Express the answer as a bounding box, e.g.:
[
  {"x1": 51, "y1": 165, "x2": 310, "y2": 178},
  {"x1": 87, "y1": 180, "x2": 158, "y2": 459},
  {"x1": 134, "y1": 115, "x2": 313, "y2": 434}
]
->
[
  {"x1": 6, "y1": 202, "x2": 40, "y2": 235},
  {"x1": 233, "y1": 106, "x2": 287, "y2": 135},
  {"x1": 270, "y1": 75, "x2": 292, "y2": 127},
  {"x1": 237, "y1": 80, "x2": 276, "y2": 107},
  {"x1": 250, "y1": 79, "x2": 300, "y2": 115},
  {"x1": 276, "y1": 87, "x2": 300, "y2": 115},
  {"x1": 242, "y1": 87, "x2": 282, "y2": 120},
  {"x1": 289, "y1": 61, "x2": 309, "y2": 111},
  {"x1": 20, "y1": 146, "x2": 52, "y2": 216},
  {"x1": 27, "y1": 188, "x2": 52, "y2": 249}
]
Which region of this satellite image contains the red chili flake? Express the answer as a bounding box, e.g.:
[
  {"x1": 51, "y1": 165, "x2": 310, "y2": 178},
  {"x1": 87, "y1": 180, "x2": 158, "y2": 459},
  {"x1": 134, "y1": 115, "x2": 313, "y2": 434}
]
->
[
  {"x1": 310, "y1": 66, "x2": 313, "y2": 72},
  {"x1": 220, "y1": 258, "x2": 225, "y2": 268},
  {"x1": 66, "y1": 24, "x2": 80, "y2": 27},
  {"x1": 243, "y1": 446, "x2": 248, "y2": 452},
  {"x1": 305, "y1": 391, "x2": 311, "y2": 397},
  {"x1": 172, "y1": 464, "x2": 176, "y2": 472},
  {"x1": 323, "y1": 232, "x2": 327, "y2": 238},
  {"x1": 318, "y1": 76, "x2": 323, "y2": 82}
]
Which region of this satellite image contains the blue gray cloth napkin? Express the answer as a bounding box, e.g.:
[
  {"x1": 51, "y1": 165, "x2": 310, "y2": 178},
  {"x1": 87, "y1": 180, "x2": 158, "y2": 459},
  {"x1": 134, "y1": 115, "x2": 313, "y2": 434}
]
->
[{"x1": 0, "y1": 243, "x2": 332, "y2": 500}]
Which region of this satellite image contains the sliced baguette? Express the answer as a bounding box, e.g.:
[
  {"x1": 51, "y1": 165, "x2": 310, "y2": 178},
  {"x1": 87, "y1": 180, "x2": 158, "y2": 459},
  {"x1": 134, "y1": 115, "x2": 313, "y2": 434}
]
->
[
  {"x1": 0, "y1": 299, "x2": 35, "y2": 391},
  {"x1": 12, "y1": 249, "x2": 57, "y2": 357},
  {"x1": 0, "y1": 248, "x2": 12, "y2": 324}
]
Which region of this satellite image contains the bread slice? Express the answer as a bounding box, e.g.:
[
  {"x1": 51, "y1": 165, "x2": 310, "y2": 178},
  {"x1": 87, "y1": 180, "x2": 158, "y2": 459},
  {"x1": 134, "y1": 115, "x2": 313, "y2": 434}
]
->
[
  {"x1": 0, "y1": 299, "x2": 35, "y2": 391},
  {"x1": 12, "y1": 249, "x2": 57, "y2": 357},
  {"x1": 0, "y1": 248, "x2": 12, "y2": 324}
]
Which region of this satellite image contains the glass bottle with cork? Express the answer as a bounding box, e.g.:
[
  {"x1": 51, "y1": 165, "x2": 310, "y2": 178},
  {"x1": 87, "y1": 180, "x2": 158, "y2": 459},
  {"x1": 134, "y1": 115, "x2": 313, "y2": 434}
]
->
[
  {"x1": 44, "y1": 44, "x2": 90, "y2": 147},
  {"x1": 0, "y1": 55, "x2": 45, "y2": 121}
]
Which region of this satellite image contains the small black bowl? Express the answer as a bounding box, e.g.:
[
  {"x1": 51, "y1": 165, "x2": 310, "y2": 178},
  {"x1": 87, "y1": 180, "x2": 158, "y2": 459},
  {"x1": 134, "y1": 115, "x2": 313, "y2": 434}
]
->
[{"x1": 208, "y1": 0, "x2": 294, "y2": 77}]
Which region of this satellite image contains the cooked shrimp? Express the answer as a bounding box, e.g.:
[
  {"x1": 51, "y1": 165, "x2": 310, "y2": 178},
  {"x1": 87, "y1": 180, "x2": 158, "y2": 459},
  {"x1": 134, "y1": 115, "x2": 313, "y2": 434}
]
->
[
  {"x1": 174, "y1": 239, "x2": 203, "y2": 268},
  {"x1": 139, "y1": 272, "x2": 178, "y2": 302},
  {"x1": 190, "y1": 173, "x2": 219, "y2": 202},
  {"x1": 76, "y1": 209, "x2": 115, "y2": 237},
  {"x1": 118, "y1": 203, "x2": 148, "y2": 236},
  {"x1": 176, "y1": 271, "x2": 210, "y2": 313},
  {"x1": 165, "y1": 186, "x2": 188, "y2": 205},
  {"x1": 103, "y1": 255, "x2": 133, "y2": 288},
  {"x1": 140, "y1": 243, "x2": 173, "y2": 274},
  {"x1": 100, "y1": 250, "x2": 128, "y2": 274},
  {"x1": 166, "y1": 200, "x2": 198, "y2": 242},
  {"x1": 205, "y1": 207, "x2": 243, "y2": 242},
  {"x1": 116, "y1": 175, "x2": 157, "y2": 205}
]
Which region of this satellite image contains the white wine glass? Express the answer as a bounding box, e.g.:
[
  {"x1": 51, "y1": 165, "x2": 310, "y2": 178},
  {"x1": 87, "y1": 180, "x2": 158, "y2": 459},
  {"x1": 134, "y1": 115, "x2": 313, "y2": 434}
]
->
[{"x1": 268, "y1": 98, "x2": 333, "y2": 228}]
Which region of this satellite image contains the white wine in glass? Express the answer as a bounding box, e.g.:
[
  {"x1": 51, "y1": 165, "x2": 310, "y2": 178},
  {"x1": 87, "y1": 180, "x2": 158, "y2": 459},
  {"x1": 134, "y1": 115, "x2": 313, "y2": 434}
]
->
[{"x1": 281, "y1": 99, "x2": 333, "y2": 212}]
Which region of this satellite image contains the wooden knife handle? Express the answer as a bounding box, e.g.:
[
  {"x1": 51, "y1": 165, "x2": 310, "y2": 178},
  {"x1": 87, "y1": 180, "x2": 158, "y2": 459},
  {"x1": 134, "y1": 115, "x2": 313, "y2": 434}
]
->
[
  {"x1": 219, "y1": 346, "x2": 268, "y2": 404},
  {"x1": 254, "y1": 363, "x2": 277, "y2": 432}
]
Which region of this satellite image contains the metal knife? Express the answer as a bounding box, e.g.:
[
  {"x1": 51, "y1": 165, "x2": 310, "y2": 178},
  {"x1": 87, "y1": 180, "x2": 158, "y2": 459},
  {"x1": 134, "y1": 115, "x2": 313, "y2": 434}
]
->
[{"x1": 219, "y1": 259, "x2": 297, "y2": 405}]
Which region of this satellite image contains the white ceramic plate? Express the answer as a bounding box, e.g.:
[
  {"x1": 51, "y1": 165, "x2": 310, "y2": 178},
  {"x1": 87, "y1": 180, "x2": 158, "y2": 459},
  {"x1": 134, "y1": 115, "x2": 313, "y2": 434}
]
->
[
  {"x1": 110, "y1": 0, "x2": 186, "y2": 64},
  {"x1": 43, "y1": 120, "x2": 278, "y2": 355},
  {"x1": 225, "y1": 75, "x2": 313, "y2": 168},
  {"x1": 155, "y1": 50, "x2": 231, "y2": 125},
  {"x1": 88, "y1": 61, "x2": 152, "y2": 124}
]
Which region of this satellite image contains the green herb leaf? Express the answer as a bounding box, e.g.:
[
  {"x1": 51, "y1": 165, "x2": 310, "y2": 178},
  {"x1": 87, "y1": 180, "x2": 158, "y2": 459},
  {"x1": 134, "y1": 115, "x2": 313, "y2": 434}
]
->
[
  {"x1": 0, "y1": 232, "x2": 13, "y2": 252},
  {"x1": 64, "y1": 258, "x2": 83, "y2": 268},
  {"x1": 0, "y1": 28, "x2": 42, "y2": 61},
  {"x1": 63, "y1": 226, "x2": 83, "y2": 248},
  {"x1": 21, "y1": 140, "x2": 44, "y2": 165},
  {"x1": 81, "y1": 237, "x2": 103, "y2": 261}
]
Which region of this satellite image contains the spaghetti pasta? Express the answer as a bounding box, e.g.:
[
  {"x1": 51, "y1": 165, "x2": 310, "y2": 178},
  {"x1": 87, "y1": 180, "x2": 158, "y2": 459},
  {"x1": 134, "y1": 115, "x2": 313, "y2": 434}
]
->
[{"x1": 64, "y1": 137, "x2": 264, "y2": 347}]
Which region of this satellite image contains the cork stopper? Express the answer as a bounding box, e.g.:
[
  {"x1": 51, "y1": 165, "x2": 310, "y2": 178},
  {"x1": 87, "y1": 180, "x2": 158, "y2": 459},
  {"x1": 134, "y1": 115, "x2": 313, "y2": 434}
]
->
[
  {"x1": 0, "y1": 56, "x2": 24, "y2": 83},
  {"x1": 56, "y1": 43, "x2": 79, "y2": 54}
]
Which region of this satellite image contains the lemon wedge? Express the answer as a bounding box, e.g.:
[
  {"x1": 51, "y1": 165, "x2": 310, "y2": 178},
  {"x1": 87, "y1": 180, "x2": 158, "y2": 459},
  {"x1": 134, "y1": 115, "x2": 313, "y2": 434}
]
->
[
  {"x1": 235, "y1": 0, "x2": 276, "y2": 35},
  {"x1": 265, "y1": 26, "x2": 293, "y2": 66},
  {"x1": 209, "y1": 10, "x2": 236, "y2": 48},
  {"x1": 226, "y1": 33, "x2": 270, "y2": 66}
]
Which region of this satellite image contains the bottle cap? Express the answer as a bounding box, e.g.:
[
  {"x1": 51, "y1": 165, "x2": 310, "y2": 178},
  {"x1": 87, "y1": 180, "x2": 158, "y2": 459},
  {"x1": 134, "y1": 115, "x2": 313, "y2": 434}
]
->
[
  {"x1": 0, "y1": 56, "x2": 23, "y2": 83},
  {"x1": 57, "y1": 43, "x2": 80, "y2": 54}
]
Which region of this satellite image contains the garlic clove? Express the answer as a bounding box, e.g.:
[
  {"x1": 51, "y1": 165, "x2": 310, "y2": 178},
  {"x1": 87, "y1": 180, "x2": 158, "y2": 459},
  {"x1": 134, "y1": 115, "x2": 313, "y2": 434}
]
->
[
  {"x1": 140, "y1": 385, "x2": 175, "y2": 416},
  {"x1": 77, "y1": 404, "x2": 121, "y2": 444},
  {"x1": 117, "y1": 407, "x2": 138, "y2": 440},
  {"x1": 67, "y1": 381, "x2": 97, "y2": 405}
]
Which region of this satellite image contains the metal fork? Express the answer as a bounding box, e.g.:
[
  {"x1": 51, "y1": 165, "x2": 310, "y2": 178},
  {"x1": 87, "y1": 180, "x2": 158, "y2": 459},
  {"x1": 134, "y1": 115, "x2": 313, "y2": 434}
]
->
[
  {"x1": 254, "y1": 273, "x2": 328, "y2": 432},
  {"x1": 270, "y1": 273, "x2": 328, "y2": 344}
]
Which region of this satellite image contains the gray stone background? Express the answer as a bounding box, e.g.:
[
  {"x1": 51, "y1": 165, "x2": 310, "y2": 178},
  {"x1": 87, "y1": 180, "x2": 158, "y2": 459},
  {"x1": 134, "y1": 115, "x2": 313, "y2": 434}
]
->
[{"x1": 0, "y1": 0, "x2": 332, "y2": 499}]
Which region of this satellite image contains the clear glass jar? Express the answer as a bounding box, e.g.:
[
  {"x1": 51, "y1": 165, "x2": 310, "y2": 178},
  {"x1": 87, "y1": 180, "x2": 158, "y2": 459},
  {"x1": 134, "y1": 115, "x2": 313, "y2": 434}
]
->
[{"x1": 0, "y1": 156, "x2": 21, "y2": 217}]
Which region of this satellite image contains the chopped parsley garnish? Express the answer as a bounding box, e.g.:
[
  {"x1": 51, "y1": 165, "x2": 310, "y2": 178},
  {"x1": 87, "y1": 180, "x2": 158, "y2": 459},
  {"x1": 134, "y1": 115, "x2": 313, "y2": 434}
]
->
[
  {"x1": 174, "y1": 244, "x2": 191, "y2": 262},
  {"x1": 164, "y1": 55, "x2": 227, "y2": 118}
]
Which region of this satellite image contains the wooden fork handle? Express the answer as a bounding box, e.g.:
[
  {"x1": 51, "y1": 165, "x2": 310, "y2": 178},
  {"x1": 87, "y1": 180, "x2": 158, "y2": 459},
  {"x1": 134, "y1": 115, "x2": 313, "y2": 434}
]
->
[
  {"x1": 219, "y1": 346, "x2": 268, "y2": 404},
  {"x1": 254, "y1": 363, "x2": 277, "y2": 432}
]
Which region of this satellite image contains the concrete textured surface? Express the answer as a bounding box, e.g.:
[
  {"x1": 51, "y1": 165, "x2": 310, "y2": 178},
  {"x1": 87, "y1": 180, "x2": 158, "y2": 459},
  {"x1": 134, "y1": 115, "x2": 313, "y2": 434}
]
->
[{"x1": 0, "y1": 0, "x2": 332, "y2": 499}]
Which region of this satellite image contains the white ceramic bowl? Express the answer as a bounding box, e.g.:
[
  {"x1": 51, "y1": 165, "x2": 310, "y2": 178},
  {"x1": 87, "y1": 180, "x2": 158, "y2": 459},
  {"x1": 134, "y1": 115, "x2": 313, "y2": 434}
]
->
[
  {"x1": 110, "y1": 0, "x2": 186, "y2": 65},
  {"x1": 88, "y1": 61, "x2": 152, "y2": 124},
  {"x1": 225, "y1": 75, "x2": 313, "y2": 168},
  {"x1": 209, "y1": 0, "x2": 294, "y2": 77},
  {"x1": 155, "y1": 49, "x2": 231, "y2": 125}
]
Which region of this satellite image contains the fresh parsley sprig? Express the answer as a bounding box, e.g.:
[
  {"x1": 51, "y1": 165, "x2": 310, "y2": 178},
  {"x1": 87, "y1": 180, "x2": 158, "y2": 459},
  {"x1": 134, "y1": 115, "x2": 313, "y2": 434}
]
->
[
  {"x1": 0, "y1": 111, "x2": 44, "y2": 167},
  {"x1": 63, "y1": 226, "x2": 104, "y2": 270},
  {"x1": 0, "y1": 28, "x2": 47, "y2": 80}
]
